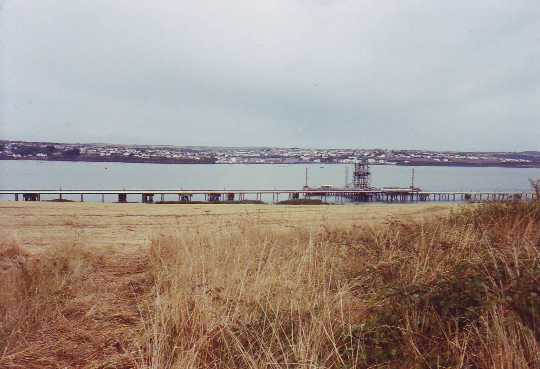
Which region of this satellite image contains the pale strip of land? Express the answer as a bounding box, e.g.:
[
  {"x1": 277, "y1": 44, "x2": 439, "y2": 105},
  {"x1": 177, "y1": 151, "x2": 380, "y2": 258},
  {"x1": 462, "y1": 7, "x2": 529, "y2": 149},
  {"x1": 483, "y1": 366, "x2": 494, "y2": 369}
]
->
[{"x1": 0, "y1": 202, "x2": 457, "y2": 251}]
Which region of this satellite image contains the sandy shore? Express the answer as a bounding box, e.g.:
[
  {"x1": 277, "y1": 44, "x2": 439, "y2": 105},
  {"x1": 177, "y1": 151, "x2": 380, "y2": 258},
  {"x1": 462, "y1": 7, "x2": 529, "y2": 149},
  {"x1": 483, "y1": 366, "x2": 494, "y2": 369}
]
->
[{"x1": 0, "y1": 202, "x2": 459, "y2": 251}]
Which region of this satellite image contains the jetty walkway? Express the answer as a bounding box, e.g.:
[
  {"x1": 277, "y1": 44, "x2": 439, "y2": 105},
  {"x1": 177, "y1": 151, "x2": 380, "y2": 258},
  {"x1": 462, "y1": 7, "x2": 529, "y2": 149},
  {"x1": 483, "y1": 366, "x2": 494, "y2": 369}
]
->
[{"x1": 0, "y1": 189, "x2": 536, "y2": 203}]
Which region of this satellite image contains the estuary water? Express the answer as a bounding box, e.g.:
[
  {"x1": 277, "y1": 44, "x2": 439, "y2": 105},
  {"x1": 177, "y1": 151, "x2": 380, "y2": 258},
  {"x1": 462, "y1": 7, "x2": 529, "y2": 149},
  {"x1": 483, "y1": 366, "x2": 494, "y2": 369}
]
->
[{"x1": 1, "y1": 160, "x2": 539, "y2": 201}]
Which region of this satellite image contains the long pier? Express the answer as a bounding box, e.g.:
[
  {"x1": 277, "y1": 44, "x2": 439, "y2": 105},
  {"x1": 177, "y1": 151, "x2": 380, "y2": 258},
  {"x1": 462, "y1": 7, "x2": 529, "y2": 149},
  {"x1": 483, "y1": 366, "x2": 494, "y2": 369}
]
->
[{"x1": 0, "y1": 189, "x2": 536, "y2": 203}]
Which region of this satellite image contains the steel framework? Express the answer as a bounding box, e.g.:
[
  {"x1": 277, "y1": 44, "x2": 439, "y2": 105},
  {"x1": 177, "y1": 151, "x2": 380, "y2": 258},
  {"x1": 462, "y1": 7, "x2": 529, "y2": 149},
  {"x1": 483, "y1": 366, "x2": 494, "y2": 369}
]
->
[{"x1": 352, "y1": 160, "x2": 370, "y2": 189}]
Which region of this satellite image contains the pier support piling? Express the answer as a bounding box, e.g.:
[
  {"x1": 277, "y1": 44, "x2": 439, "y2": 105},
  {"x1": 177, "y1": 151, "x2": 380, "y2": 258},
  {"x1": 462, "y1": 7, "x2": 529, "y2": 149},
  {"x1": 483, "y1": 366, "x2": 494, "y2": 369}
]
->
[
  {"x1": 23, "y1": 193, "x2": 39, "y2": 201},
  {"x1": 142, "y1": 193, "x2": 154, "y2": 203}
]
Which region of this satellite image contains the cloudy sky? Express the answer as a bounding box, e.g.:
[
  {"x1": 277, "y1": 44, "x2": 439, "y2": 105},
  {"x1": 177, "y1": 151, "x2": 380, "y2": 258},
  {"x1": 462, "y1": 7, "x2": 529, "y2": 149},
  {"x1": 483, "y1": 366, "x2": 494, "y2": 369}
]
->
[{"x1": 1, "y1": 0, "x2": 539, "y2": 150}]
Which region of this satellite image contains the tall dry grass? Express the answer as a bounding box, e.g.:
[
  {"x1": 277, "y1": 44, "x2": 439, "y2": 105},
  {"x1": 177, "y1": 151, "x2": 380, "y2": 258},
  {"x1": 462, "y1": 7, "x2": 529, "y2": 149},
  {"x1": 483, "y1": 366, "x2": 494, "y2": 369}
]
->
[
  {"x1": 0, "y1": 241, "x2": 97, "y2": 366},
  {"x1": 138, "y1": 203, "x2": 540, "y2": 369},
  {"x1": 0, "y1": 237, "x2": 148, "y2": 368},
  {"x1": 2, "y1": 202, "x2": 540, "y2": 368},
  {"x1": 136, "y1": 225, "x2": 353, "y2": 369}
]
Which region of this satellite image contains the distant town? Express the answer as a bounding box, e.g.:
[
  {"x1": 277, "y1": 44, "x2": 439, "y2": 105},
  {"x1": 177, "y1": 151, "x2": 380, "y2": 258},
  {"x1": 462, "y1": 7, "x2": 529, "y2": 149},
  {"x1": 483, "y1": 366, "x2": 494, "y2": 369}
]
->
[{"x1": 1, "y1": 140, "x2": 539, "y2": 168}]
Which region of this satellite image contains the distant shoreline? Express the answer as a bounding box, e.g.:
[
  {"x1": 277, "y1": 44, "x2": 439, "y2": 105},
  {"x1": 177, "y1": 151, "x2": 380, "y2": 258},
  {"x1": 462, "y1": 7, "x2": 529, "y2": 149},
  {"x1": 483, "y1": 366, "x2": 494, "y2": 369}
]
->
[{"x1": 1, "y1": 157, "x2": 539, "y2": 169}]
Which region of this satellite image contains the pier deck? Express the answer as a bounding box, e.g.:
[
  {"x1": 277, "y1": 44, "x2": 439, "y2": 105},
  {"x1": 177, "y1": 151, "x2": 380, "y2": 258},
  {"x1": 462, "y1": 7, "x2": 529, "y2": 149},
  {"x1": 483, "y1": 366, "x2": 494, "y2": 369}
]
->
[{"x1": 0, "y1": 189, "x2": 536, "y2": 203}]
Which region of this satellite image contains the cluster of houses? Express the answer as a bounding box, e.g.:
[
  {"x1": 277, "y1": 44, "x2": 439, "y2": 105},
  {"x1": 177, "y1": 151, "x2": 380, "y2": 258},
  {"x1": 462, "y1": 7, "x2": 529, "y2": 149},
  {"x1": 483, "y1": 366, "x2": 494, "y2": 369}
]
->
[
  {"x1": 0, "y1": 141, "x2": 537, "y2": 167},
  {"x1": 214, "y1": 148, "x2": 535, "y2": 165}
]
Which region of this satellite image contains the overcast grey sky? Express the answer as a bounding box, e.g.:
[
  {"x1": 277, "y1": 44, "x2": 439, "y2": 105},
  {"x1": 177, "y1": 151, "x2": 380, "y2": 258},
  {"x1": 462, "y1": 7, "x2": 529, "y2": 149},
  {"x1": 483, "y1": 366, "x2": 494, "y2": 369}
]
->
[{"x1": 1, "y1": 1, "x2": 539, "y2": 150}]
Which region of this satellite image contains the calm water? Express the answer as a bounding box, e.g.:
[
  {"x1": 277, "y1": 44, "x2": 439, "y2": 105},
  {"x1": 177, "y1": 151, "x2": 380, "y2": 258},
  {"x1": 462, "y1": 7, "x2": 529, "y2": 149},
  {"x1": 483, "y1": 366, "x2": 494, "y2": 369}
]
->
[{"x1": 1, "y1": 160, "x2": 539, "y2": 202}]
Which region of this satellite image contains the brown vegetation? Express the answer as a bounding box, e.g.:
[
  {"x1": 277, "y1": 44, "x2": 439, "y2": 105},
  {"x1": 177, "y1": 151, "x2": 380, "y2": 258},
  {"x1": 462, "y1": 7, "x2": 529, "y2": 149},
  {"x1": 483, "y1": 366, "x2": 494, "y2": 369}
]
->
[
  {"x1": 2, "y1": 202, "x2": 540, "y2": 368},
  {"x1": 0, "y1": 241, "x2": 147, "y2": 368}
]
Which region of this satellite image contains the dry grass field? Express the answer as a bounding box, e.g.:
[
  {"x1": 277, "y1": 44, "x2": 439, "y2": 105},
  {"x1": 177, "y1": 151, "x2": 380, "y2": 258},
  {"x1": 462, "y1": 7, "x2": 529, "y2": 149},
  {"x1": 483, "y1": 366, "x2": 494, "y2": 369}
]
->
[
  {"x1": 2, "y1": 201, "x2": 540, "y2": 369},
  {"x1": 0, "y1": 202, "x2": 454, "y2": 251}
]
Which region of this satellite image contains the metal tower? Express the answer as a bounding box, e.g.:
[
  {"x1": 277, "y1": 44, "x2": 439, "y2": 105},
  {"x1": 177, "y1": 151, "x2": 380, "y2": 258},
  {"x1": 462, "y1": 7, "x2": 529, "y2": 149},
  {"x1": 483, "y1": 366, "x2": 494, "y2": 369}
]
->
[{"x1": 352, "y1": 160, "x2": 370, "y2": 189}]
